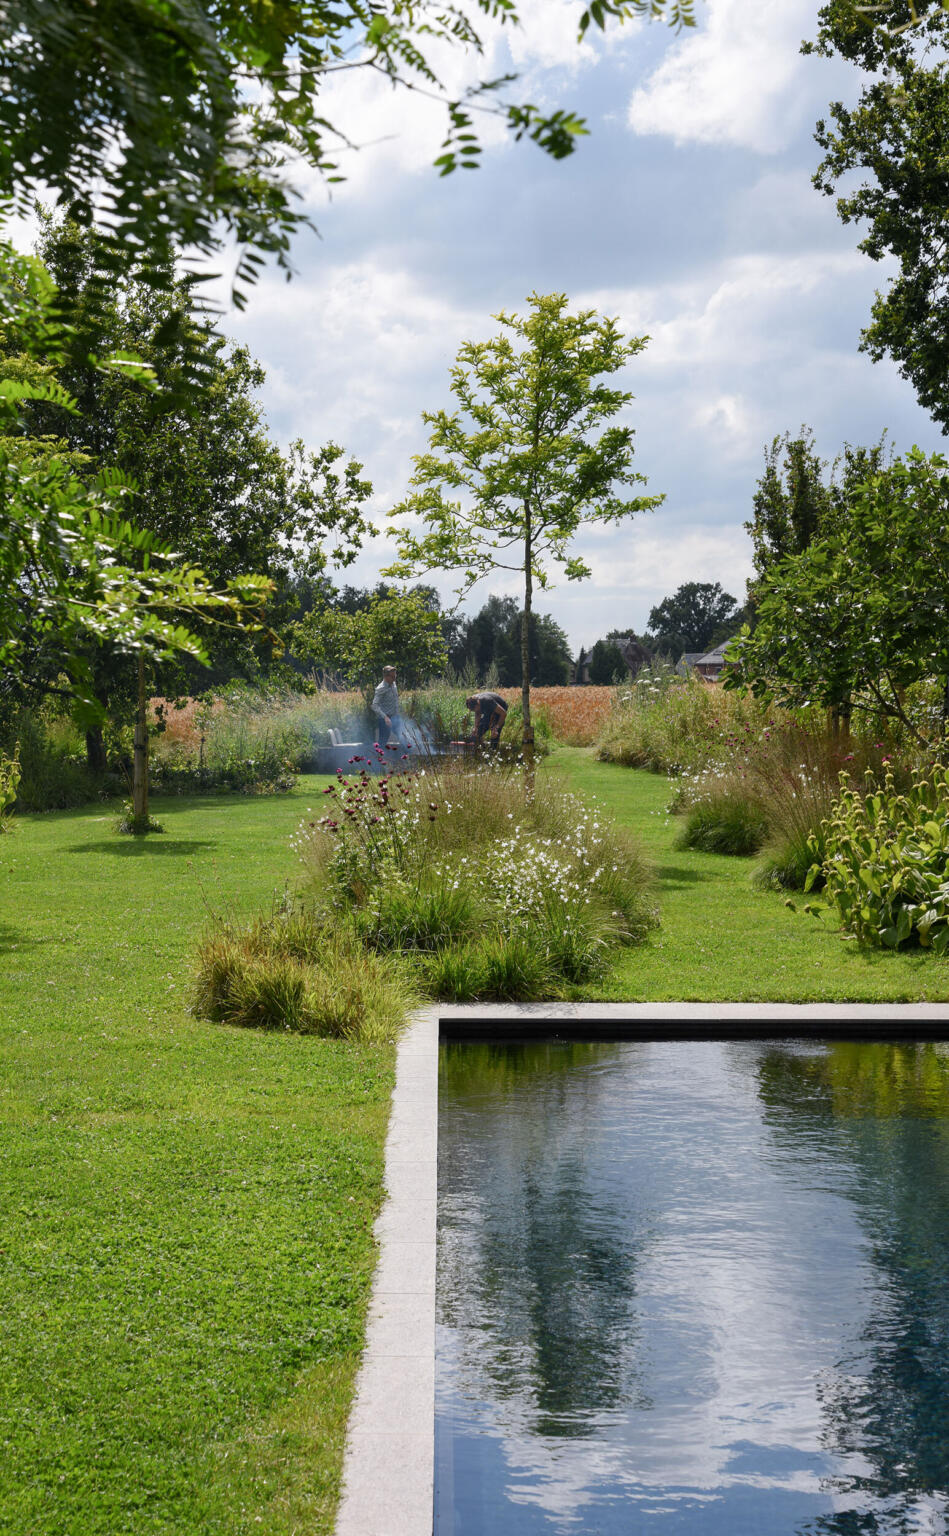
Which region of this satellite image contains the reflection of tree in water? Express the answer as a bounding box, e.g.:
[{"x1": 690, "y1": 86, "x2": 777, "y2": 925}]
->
[
  {"x1": 755, "y1": 1042, "x2": 949, "y2": 1536},
  {"x1": 439, "y1": 1041, "x2": 652, "y2": 1440}
]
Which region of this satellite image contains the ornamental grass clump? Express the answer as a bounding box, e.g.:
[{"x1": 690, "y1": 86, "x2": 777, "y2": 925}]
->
[
  {"x1": 194, "y1": 904, "x2": 418, "y2": 1042},
  {"x1": 809, "y1": 766, "x2": 949, "y2": 952},
  {"x1": 295, "y1": 746, "x2": 655, "y2": 996},
  {"x1": 671, "y1": 722, "x2": 902, "y2": 888}
]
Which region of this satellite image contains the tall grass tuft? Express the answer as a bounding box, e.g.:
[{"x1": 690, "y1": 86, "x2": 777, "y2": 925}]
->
[
  {"x1": 671, "y1": 723, "x2": 908, "y2": 886},
  {"x1": 195, "y1": 906, "x2": 418, "y2": 1043},
  {"x1": 596, "y1": 665, "x2": 777, "y2": 774}
]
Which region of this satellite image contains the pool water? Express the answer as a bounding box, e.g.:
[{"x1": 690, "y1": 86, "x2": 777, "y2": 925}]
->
[{"x1": 435, "y1": 1038, "x2": 949, "y2": 1534}]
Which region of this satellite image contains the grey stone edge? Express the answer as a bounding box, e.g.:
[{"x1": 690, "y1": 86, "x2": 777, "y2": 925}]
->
[{"x1": 334, "y1": 999, "x2": 949, "y2": 1536}]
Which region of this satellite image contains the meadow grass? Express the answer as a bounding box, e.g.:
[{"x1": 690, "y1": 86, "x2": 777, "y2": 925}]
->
[
  {"x1": 553, "y1": 748, "x2": 949, "y2": 1002},
  {"x1": 0, "y1": 778, "x2": 392, "y2": 1536}
]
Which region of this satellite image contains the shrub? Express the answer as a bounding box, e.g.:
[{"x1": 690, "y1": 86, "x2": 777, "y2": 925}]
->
[
  {"x1": 754, "y1": 830, "x2": 821, "y2": 892},
  {"x1": 294, "y1": 752, "x2": 656, "y2": 1001},
  {"x1": 195, "y1": 907, "x2": 418, "y2": 1042},
  {"x1": 810, "y1": 766, "x2": 949, "y2": 952},
  {"x1": 5, "y1": 709, "x2": 100, "y2": 810},
  {"x1": 0, "y1": 746, "x2": 20, "y2": 830},
  {"x1": 673, "y1": 723, "x2": 905, "y2": 887},
  {"x1": 677, "y1": 792, "x2": 769, "y2": 856}
]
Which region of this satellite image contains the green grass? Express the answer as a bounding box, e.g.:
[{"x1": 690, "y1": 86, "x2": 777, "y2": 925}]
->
[
  {"x1": 553, "y1": 748, "x2": 949, "y2": 1002},
  {"x1": 0, "y1": 779, "x2": 393, "y2": 1536}
]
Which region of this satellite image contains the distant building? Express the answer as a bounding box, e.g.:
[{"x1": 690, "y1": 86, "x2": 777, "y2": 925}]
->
[
  {"x1": 675, "y1": 651, "x2": 705, "y2": 678},
  {"x1": 689, "y1": 640, "x2": 738, "y2": 682}
]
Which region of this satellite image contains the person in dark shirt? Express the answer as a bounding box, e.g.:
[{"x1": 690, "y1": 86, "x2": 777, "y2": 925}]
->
[{"x1": 465, "y1": 691, "x2": 508, "y2": 746}]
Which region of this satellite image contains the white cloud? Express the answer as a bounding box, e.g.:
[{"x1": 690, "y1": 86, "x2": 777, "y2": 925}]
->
[
  {"x1": 291, "y1": 0, "x2": 607, "y2": 201},
  {"x1": 627, "y1": 0, "x2": 818, "y2": 153}
]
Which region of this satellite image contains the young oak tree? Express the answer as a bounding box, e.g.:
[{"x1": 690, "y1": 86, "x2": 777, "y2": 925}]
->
[{"x1": 385, "y1": 292, "x2": 663, "y2": 746}]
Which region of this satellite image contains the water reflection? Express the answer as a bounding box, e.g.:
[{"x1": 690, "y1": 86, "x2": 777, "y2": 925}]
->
[
  {"x1": 439, "y1": 1042, "x2": 650, "y2": 1440},
  {"x1": 757, "y1": 1042, "x2": 949, "y2": 1536},
  {"x1": 437, "y1": 1039, "x2": 949, "y2": 1535}
]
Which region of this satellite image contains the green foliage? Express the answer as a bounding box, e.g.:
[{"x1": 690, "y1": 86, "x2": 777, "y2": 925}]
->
[
  {"x1": 809, "y1": 765, "x2": 949, "y2": 951},
  {"x1": 588, "y1": 638, "x2": 629, "y2": 684},
  {"x1": 2, "y1": 708, "x2": 102, "y2": 810},
  {"x1": 386, "y1": 292, "x2": 663, "y2": 739},
  {"x1": 755, "y1": 829, "x2": 824, "y2": 893},
  {"x1": 807, "y1": 2, "x2": 949, "y2": 426},
  {"x1": 447, "y1": 594, "x2": 574, "y2": 685},
  {"x1": 0, "y1": 744, "x2": 19, "y2": 829},
  {"x1": 677, "y1": 793, "x2": 769, "y2": 856},
  {"x1": 295, "y1": 753, "x2": 655, "y2": 1000},
  {"x1": 745, "y1": 429, "x2": 889, "y2": 605},
  {"x1": 25, "y1": 221, "x2": 373, "y2": 715},
  {"x1": 293, "y1": 588, "x2": 447, "y2": 693},
  {"x1": 0, "y1": 239, "x2": 273, "y2": 721},
  {"x1": 0, "y1": 1, "x2": 695, "y2": 311},
  {"x1": 597, "y1": 664, "x2": 771, "y2": 773},
  {"x1": 195, "y1": 909, "x2": 418, "y2": 1042},
  {"x1": 731, "y1": 449, "x2": 949, "y2": 743},
  {"x1": 647, "y1": 581, "x2": 741, "y2": 657}
]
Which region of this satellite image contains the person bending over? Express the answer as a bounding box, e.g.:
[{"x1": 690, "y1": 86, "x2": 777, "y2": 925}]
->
[
  {"x1": 371, "y1": 665, "x2": 407, "y2": 747},
  {"x1": 465, "y1": 690, "x2": 508, "y2": 747}
]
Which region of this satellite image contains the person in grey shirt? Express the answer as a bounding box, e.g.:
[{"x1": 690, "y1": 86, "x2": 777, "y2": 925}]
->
[{"x1": 371, "y1": 665, "x2": 407, "y2": 747}]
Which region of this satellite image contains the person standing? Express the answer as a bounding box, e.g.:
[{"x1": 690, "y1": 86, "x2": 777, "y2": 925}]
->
[
  {"x1": 371, "y1": 665, "x2": 407, "y2": 746},
  {"x1": 465, "y1": 690, "x2": 508, "y2": 747}
]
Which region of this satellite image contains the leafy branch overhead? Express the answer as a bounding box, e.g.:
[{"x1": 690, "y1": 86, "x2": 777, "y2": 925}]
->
[
  {"x1": 0, "y1": 0, "x2": 695, "y2": 302},
  {"x1": 807, "y1": 0, "x2": 949, "y2": 428}
]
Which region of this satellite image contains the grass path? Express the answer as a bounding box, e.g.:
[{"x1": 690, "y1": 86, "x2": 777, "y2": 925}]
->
[
  {"x1": 0, "y1": 779, "x2": 391, "y2": 1536},
  {"x1": 554, "y1": 748, "x2": 949, "y2": 1002}
]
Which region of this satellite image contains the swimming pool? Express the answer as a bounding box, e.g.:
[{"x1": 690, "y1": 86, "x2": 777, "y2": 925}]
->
[{"x1": 435, "y1": 1037, "x2": 949, "y2": 1534}]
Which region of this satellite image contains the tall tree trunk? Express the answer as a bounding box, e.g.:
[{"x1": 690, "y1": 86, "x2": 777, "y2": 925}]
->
[
  {"x1": 132, "y1": 654, "x2": 149, "y2": 826},
  {"x1": 85, "y1": 724, "x2": 107, "y2": 775},
  {"x1": 521, "y1": 511, "x2": 533, "y2": 751}
]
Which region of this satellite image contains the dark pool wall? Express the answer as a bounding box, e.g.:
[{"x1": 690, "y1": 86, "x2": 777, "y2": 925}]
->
[{"x1": 435, "y1": 1038, "x2": 949, "y2": 1535}]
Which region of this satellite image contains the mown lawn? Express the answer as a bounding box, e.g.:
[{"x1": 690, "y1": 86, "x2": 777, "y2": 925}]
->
[
  {"x1": 554, "y1": 748, "x2": 949, "y2": 1002},
  {"x1": 0, "y1": 779, "x2": 392, "y2": 1536}
]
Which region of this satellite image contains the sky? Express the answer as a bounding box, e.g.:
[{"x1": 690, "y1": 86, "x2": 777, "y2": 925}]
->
[{"x1": 215, "y1": 0, "x2": 944, "y2": 654}]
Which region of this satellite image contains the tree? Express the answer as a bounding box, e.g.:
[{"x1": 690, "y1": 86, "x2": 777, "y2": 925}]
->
[
  {"x1": 806, "y1": 2, "x2": 949, "y2": 428},
  {"x1": 0, "y1": 242, "x2": 272, "y2": 726},
  {"x1": 587, "y1": 639, "x2": 629, "y2": 684},
  {"x1": 386, "y1": 292, "x2": 663, "y2": 745},
  {"x1": 448, "y1": 596, "x2": 572, "y2": 684},
  {"x1": 292, "y1": 589, "x2": 447, "y2": 696},
  {"x1": 0, "y1": 0, "x2": 696, "y2": 309},
  {"x1": 647, "y1": 581, "x2": 740, "y2": 658},
  {"x1": 728, "y1": 449, "x2": 949, "y2": 745},
  {"x1": 746, "y1": 430, "x2": 834, "y2": 591},
  {"x1": 18, "y1": 221, "x2": 373, "y2": 817}
]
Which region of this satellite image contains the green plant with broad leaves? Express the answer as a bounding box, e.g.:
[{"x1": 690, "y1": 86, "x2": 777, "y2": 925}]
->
[{"x1": 807, "y1": 765, "x2": 949, "y2": 951}]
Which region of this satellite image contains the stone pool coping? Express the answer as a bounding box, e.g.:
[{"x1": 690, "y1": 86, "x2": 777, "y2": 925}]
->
[{"x1": 333, "y1": 1000, "x2": 949, "y2": 1536}]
